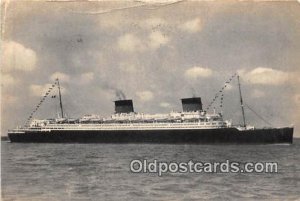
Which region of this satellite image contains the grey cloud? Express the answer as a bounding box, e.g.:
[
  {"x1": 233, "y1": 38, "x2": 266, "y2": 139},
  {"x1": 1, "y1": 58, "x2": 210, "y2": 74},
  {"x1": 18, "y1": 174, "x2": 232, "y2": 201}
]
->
[{"x1": 1, "y1": 1, "x2": 300, "y2": 136}]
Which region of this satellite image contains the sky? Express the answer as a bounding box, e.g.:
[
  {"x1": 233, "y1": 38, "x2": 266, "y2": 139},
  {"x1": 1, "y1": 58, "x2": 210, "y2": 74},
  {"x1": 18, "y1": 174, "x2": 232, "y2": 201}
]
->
[{"x1": 1, "y1": 0, "x2": 300, "y2": 136}]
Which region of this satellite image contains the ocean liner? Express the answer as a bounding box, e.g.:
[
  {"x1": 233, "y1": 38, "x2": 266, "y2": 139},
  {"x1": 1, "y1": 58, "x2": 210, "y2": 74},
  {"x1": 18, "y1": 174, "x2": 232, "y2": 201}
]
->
[{"x1": 7, "y1": 74, "x2": 293, "y2": 143}]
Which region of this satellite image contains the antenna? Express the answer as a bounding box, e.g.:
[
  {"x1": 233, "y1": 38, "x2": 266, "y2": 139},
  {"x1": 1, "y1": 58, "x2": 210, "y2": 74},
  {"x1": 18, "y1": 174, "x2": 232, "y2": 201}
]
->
[
  {"x1": 56, "y1": 78, "x2": 64, "y2": 118},
  {"x1": 237, "y1": 75, "x2": 246, "y2": 127}
]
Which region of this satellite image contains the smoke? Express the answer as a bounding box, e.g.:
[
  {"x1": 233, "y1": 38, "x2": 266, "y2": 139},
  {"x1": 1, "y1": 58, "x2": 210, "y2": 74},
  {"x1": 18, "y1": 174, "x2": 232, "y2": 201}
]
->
[
  {"x1": 115, "y1": 89, "x2": 126, "y2": 100},
  {"x1": 100, "y1": 81, "x2": 127, "y2": 100}
]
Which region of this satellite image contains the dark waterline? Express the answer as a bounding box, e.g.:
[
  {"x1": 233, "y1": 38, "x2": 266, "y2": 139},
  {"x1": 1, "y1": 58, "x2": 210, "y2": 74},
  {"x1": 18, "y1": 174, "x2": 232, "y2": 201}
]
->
[{"x1": 1, "y1": 139, "x2": 300, "y2": 201}]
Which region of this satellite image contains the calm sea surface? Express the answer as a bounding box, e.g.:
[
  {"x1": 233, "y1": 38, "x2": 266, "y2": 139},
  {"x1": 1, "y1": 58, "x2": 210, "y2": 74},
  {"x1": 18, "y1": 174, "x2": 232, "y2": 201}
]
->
[{"x1": 1, "y1": 139, "x2": 300, "y2": 201}]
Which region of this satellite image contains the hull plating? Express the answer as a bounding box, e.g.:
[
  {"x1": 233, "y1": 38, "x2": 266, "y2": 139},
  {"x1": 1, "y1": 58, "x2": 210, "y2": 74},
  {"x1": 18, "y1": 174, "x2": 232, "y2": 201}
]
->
[{"x1": 8, "y1": 127, "x2": 293, "y2": 144}]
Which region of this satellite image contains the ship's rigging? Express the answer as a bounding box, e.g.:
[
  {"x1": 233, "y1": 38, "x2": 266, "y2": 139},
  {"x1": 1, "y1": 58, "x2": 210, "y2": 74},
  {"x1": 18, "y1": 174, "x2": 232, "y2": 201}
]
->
[
  {"x1": 25, "y1": 78, "x2": 64, "y2": 126},
  {"x1": 9, "y1": 73, "x2": 293, "y2": 144},
  {"x1": 237, "y1": 75, "x2": 246, "y2": 128},
  {"x1": 24, "y1": 74, "x2": 273, "y2": 128},
  {"x1": 57, "y1": 78, "x2": 64, "y2": 118},
  {"x1": 205, "y1": 73, "x2": 237, "y2": 111}
]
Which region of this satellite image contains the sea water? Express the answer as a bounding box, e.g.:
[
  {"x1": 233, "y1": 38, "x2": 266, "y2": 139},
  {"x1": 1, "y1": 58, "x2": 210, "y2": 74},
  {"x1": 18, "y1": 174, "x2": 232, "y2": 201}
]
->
[{"x1": 1, "y1": 139, "x2": 300, "y2": 201}]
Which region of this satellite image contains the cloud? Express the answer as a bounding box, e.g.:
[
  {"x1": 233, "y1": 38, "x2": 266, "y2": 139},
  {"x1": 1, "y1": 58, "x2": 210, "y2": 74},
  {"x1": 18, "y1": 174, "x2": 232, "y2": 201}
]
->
[
  {"x1": 239, "y1": 67, "x2": 289, "y2": 85},
  {"x1": 2, "y1": 94, "x2": 18, "y2": 105},
  {"x1": 136, "y1": 90, "x2": 154, "y2": 102},
  {"x1": 29, "y1": 83, "x2": 66, "y2": 97},
  {"x1": 50, "y1": 72, "x2": 70, "y2": 83},
  {"x1": 251, "y1": 89, "x2": 265, "y2": 98},
  {"x1": 29, "y1": 84, "x2": 54, "y2": 97},
  {"x1": 1, "y1": 41, "x2": 37, "y2": 72},
  {"x1": 98, "y1": 16, "x2": 166, "y2": 31},
  {"x1": 293, "y1": 94, "x2": 300, "y2": 104},
  {"x1": 179, "y1": 18, "x2": 202, "y2": 33},
  {"x1": 79, "y1": 72, "x2": 94, "y2": 84},
  {"x1": 98, "y1": 14, "x2": 123, "y2": 29},
  {"x1": 118, "y1": 33, "x2": 145, "y2": 52},
  {"x1": 160, "y1": 102, "x2": 171, "y2": 108},
  {"x1": 142, "y1": 18, "x2": 166, "y2": 29},
  {"x1": 184, "y1": 66, "x2": 213, "y2": 79},
  {"x1": 148, "y1": 31, "x2": 170, "y2": 49},
  {"x1": 119, "y1": 62, "x2": 136, "y2": 73},
  {"x1": 118, "y1": 31, "x2": 170, "y2": 52},
  {"x1": 224, "y1": 83, "x2": 233, "y2": 91},
  {"x1": 1, "y1": 74, "x2": 18, "y2": 86}
]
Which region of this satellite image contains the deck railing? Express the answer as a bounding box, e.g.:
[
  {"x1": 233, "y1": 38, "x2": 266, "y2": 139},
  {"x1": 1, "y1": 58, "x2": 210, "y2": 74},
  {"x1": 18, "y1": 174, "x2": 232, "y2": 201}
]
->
[{"x1": 10, "y1": 121, "x2": 228, "y2": 132}]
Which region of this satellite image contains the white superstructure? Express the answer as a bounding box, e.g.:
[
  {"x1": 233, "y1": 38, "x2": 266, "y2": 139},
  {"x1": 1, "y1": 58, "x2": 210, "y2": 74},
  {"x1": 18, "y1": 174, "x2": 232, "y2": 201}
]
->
[{"x1": 21, "y1": 111, "x2": 232, "y2": 132}]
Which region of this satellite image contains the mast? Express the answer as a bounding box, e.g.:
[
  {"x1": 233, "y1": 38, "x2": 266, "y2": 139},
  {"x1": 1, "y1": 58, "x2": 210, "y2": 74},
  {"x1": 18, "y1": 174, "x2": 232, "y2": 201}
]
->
[
  {"x1": 56, "y1": 78, "x2": 64, "y2": 118},
  {"x1": 237, "y1": 75, "x2": 246, "y2": 127}
]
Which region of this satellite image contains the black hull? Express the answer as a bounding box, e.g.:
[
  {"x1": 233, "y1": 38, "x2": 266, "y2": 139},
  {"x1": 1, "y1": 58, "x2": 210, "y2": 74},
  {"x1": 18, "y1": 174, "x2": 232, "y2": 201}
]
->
[{"x1": 8, "y1": 127, "x2": 293, "y2": 144}]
